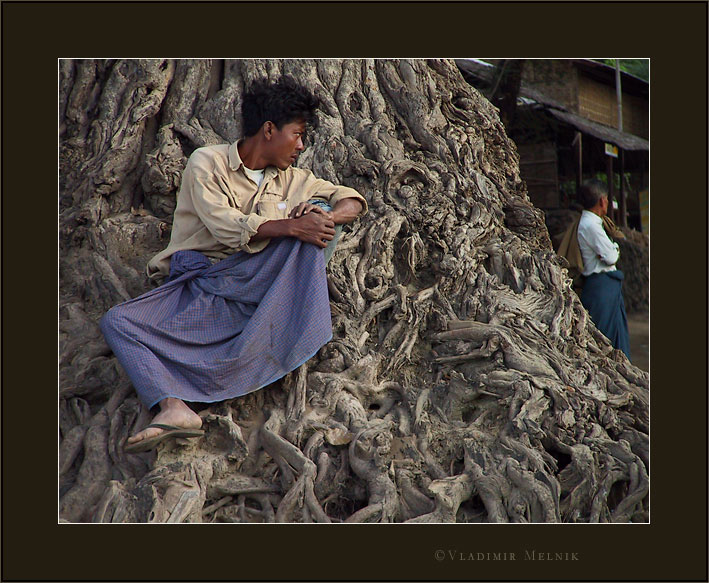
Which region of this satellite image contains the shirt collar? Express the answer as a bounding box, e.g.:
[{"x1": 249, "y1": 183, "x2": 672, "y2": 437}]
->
[
  {"x1": 582, "y1": 209, "x2": 603, "y2": 223},
  {"x1": 228, "y1": 139, "x2": 280, "y2": 182},
  {"x1": 228, "y1": 140, "x2": 245, "y2": 171}
]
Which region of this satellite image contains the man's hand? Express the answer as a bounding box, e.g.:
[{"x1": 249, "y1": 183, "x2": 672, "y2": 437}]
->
[
  {"x1": 252, "y1": 212, "x2": 335, "y2": 248},
  {"x1": 289, "y1": 201, "x2": 333, "y2": 221},
  {"x1": 252, "y1": 197, "x2": 362, "y2": 248},
  {"x1": 289, "y1": 211, "x2": 336, "y2": 248}
]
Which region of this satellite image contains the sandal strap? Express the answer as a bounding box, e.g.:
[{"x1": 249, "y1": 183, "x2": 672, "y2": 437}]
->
[{"x1": 145, "y1": 423, "x2": 183, "y2": 431}]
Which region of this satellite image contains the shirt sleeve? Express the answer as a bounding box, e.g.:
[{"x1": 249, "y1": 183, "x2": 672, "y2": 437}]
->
[
  {"x1": 589, "y1": 218, "x2": 620, "y2": 266},
  {"x1": 299, "y1": 170, "x2": 368, "y2": 214},
  {"x1": 188, "y1": 152, "x2": 269, "y2": 252}
]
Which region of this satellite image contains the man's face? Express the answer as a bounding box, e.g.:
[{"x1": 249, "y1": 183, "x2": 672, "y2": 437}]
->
[
  {"x1": 264, "y1": 119, "x2": 306, "y2": 170},
  {"x1": 599, "y1": 195, "x2": 609, "y2": 216}
]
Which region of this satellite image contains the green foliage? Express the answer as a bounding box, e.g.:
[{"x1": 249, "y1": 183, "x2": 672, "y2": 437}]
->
[
  {"x1": 594, "y1": 59, "x2": 649, "y2": 81},
  {"x1": 590, "y1": 171, "x2": 634, "y2": 194}
]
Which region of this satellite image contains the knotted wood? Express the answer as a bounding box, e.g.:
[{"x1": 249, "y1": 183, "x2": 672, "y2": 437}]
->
[{"x1": 59, "y1": 58, "x2": 649, "y2": 523}]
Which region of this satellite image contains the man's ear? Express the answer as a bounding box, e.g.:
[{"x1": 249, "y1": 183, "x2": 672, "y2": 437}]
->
[{"x1": 263, "y1": 121, "x2": 274, "y2": 140}]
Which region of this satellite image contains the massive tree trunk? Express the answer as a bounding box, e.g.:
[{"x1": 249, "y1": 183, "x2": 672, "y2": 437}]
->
[{"x1": 59, "y1": 59, "x2": 649, "y2": 524}]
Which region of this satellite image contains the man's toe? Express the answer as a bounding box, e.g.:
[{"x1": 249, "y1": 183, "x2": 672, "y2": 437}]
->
[{"x1": 127, "y1": 427, "x2": 162, "y2": 444}]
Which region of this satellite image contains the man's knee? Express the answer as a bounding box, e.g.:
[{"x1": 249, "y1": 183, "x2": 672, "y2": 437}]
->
[{"x1": 100, "y1": 306, "x2": 126, "y2": 337}]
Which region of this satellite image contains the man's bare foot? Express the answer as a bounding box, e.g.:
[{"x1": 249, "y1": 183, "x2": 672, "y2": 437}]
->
[{"x1": 126, "y1": 398, "x2": 203, "y2": 445}]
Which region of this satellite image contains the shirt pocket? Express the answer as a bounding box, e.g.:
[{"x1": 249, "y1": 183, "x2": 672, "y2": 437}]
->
[
  {"x1": 257, "y1": 190, "x2": 290, "y2": 219},
  {"x1": 256, "y1": 199, "x2": 289, "y2": 219}
]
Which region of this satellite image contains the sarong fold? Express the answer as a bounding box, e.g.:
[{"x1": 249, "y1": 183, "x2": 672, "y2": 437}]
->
[{"x1": 100, "y1": 238, "x2": 332, "y2": 409}]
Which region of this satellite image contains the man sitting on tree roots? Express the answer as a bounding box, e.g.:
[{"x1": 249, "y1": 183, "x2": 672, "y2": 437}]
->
[
  {"x1": 576, "y1": 179, "x2": 631, "y2": 358},
  {"x1": 100, "y1": 77, "x2": 367, "y2": 453}
]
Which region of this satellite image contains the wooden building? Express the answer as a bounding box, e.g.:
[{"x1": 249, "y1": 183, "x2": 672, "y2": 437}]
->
[{"x1": 456, "y1": 59, "x2": 649, "y2": 232}]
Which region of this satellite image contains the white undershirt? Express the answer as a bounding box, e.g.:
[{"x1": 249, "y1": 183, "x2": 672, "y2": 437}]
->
[{"x1": 243, "y1": 166, "x2": 265, "y2": 188}]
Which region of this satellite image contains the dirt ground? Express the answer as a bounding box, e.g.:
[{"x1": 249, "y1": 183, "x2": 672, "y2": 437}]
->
[{"x1": 627, "y1": 311, "x2": 649, "y2": 372}]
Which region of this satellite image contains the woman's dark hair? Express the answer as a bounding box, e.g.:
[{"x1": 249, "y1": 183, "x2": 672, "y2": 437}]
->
[
  {"x1": 241, "y1": 76, "x2": 320, "y2": 137},
  {"x1": 577, "y1": 179, "x2": 608, "y2": 210}
]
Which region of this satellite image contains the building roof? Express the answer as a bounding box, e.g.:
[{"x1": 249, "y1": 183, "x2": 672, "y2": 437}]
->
[
  {"x1": 456, "y1": 58, "x2": 648, "y2": 93},
  {"x1": 546, "y1": 108, "x2": 649, "y2": 151},
  {"x1": 455, "y1": 59, "x2": 573, "y2": 110},
  {"x1": 572, "y1": 59, "x2": 648, "y2": 96},
  {"x1": 455, "y1": 58, "x2": 649, "y2": 151}
]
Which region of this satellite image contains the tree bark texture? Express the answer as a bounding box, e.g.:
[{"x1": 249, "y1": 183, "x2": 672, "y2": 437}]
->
[{"x1": 59, "y1": 59, "x2": 649, "y2": 523}]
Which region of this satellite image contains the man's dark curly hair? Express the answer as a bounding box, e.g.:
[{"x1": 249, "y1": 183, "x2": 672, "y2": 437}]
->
[{"x1": 241, "y1": 76, "x2": 320, "y2": 137}]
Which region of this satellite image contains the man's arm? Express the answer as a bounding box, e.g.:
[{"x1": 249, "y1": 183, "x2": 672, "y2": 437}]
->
[
  {"x1": 330, "y1": 197, "x2": 364, "y2": 225},
  {"x1": 292, "y1": 169, "x2": 368, "y2": 218},
  {"x1": 254, "y1": 197, "x2": 363, "y2": 249},
  {"x1": 290, "y1": 197, "x2": 364, "y2": 225},
  {"x1": 250, "y1": 212, "x2": 336, "y2": 249},
  {"x1": 589, "y1": 220, "x2": 620, "y2": 266},
  {"x1": 257, "y1": 169, "x2": 366, "y2": 249}
]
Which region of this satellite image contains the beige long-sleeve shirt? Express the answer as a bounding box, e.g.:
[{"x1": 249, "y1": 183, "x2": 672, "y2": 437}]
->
[{"x1": 147, "y1": 140, "x2": 367, "y2": 279}]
